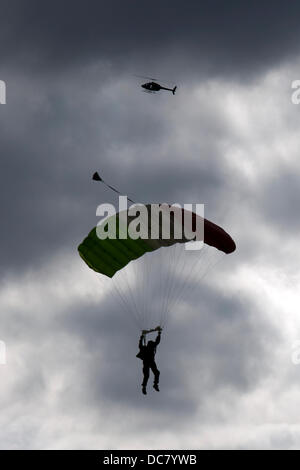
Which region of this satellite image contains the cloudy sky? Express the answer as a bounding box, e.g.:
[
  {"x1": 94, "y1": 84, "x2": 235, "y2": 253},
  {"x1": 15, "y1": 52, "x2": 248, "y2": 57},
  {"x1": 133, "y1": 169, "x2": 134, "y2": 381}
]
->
[{"x1": 1, "y1": 0, "x2": 300, "y2": 450}]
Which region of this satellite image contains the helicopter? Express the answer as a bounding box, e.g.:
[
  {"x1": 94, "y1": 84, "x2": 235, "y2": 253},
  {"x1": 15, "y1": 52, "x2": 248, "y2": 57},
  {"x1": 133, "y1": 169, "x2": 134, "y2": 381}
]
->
[{"x1": 136, "y1": 75, "x2": 177, "y2": 95}]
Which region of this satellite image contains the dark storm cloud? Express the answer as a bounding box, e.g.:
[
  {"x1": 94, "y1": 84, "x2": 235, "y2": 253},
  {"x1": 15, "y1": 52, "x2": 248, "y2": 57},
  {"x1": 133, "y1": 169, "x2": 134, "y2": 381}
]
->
[
  {"x1": 1, "y1": 0, "x2": 300, "y2": 450},
  {"x1": 1, "y1": 1, "x2": 300, "y2": 78},
  {"x1": 1, "y1": 0, "x2": 299, "y2": 276},
  {"x1": 0, "y1": 67, "x2": 233, "y2": 275}
]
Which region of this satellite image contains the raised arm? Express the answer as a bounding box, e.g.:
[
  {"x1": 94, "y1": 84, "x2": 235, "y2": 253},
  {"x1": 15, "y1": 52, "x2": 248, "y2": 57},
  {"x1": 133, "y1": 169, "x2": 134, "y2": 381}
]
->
[
  {"x1": 154, "y1": 331, "x2": 161, "y2": 346},
  {"x1": 139, "y1": 334, "x2": 145, "y2": 349}
]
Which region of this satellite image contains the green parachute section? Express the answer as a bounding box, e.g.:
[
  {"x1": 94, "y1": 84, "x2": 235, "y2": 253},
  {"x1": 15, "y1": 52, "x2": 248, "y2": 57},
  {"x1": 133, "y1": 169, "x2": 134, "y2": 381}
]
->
[{"x1": 78, "y1": 220, "x2": 155, "y2": 278}]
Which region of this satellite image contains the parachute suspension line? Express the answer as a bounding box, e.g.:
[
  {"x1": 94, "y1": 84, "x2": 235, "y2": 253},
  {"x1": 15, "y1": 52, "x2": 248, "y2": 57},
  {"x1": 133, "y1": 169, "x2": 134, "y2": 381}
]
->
[
  {"x1": 161, "y1": 244, "x2": 184, "y2": 327},
  {"x1": 160, "y1": 246, "x2": 178, "y2": 328},
  {"x1": 131, "y1": 252, "x2": 145, "y2": 328},
  {"x1": 160, "y1": 245, "x2": 178, "y2": 328},
  {"x1": 165, "y1": 246, "x2": 224, "y2": 322},
  {"x1": 168, "y1": 251, "x2": 220, "y2": 317},
  {"x1": 160, "y1": 243, "x2": 191, "y2": 328},
  {"x1": 110, "y1": 276, "x2": 141, "y2": 329},
  {"x1": 98, "y1": 275, "x2": 140, "y2": 330},
  {"x1": 144, "y1": 249, "x2": 162, "y2": 329},
  {"x1": 113, "y1": 268, "x2": 143, "y2": 329},
  {"x1": 99, "y1": 243, "x2": 224, "y2": 332},
  {"x1": 158, "y1": 249, "x2": 167, "y2": 328},
  {"x1": 158, "y1": 244, "x2": 202, "y2": 329},
  {"x1": 172, "y1": 246, "x2": 209, "y2": 305},
  {"x1": 161, "y1": 246, "x2": 181, "y2": 327},
  {"x1": 168, "y1": 243, "x2": 194, "y2": 311},
  {"x1": 159, "y1": 247, "x2": 172, "y2": 328},
  {"x1": 142, "y1": 252, "x2": 152, "y2": 328},
  {"x1": 135, "y1": 256, "x2": 144, "y2": 327},
  {"x1": 161, "y1": 245, "x2": 183, "y2": 328},
  {"x1": 165, "y1": 245, "x2": 213, "y2": 320},
  {"x1": 144, "y1": 253, "x2": 155, "y2": 328},
  {"x1": 158, "y1": 247, "x2": 166, "y2": 327},
  {"x1": 133, "y1": 252, "x2": 147, "y2": 328},
  {"x1": 112, "y1": 276, "x2": 134, "y2": 322},
  {"x1": 122, "y1": 270, "x2": 145, "y2": 328}
]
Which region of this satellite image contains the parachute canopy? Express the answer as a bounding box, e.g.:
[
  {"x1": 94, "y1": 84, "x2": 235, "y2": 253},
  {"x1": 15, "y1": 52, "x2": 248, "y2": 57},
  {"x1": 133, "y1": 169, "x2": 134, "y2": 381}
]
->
[{"x1": 78, "y1": 205, "x2": 236, "y2": 278}]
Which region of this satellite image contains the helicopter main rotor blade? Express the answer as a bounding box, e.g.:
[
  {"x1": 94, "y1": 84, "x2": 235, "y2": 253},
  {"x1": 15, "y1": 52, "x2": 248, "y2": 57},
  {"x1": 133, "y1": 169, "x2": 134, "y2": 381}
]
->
[
  {"x1": 134, "y1": 74, "x2": 177, "y2": 88},
  {"x1": 134, "y1": 74, "x2": 158, "y2": 81}
]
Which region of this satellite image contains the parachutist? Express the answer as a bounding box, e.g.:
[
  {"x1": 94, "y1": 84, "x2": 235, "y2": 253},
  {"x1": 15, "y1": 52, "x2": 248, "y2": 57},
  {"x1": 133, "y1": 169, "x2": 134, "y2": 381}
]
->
[
  {"x1": 136, "y1": 330, "x2": 161, "y2": 395},
  {"x1": 78, "y1": 201, "x2": 236, "y2": 393}
]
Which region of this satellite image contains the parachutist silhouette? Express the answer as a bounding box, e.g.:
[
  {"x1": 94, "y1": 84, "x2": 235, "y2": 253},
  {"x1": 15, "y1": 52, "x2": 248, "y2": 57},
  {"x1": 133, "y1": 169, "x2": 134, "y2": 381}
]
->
[{"x1": 136, "y1": 327, "x2": 162, "y2": 395}]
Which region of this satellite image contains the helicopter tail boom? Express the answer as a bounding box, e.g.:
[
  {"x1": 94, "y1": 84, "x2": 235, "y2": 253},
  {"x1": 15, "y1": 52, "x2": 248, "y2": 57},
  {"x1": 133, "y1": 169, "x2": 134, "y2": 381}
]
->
[{"x1": 160, "y1": 85, "x2": 177, "y2": 94}]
